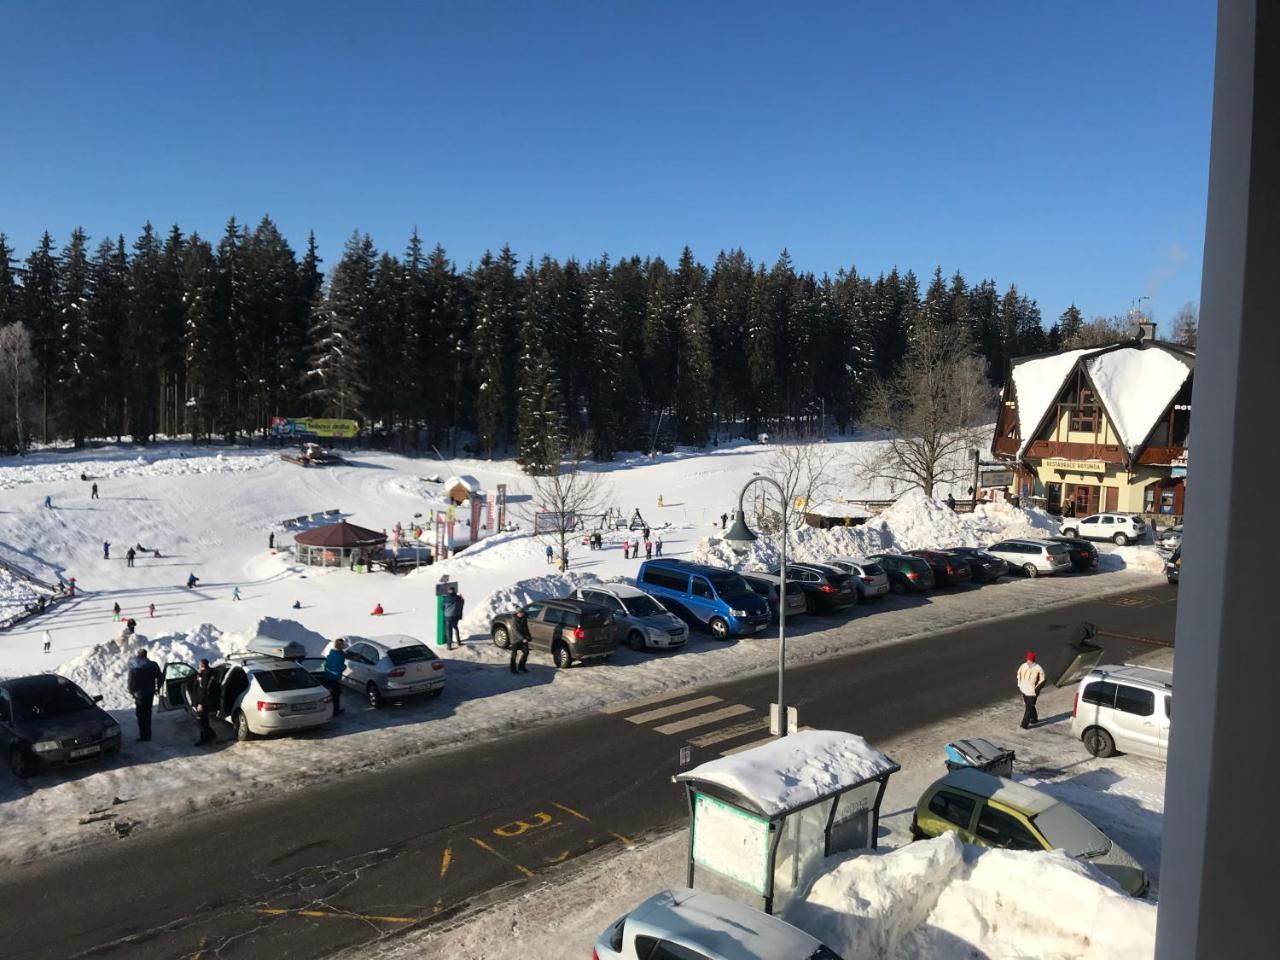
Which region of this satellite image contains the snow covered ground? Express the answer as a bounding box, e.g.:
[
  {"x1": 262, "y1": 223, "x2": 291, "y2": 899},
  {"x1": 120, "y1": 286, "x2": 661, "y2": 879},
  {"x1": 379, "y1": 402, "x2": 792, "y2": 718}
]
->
[
  {"x1": 358, "y1": 649, "x2": 1171, "y2": 960},
  {"x1": 0, "y1": 438, "x2": 1165, "y2": 863}
]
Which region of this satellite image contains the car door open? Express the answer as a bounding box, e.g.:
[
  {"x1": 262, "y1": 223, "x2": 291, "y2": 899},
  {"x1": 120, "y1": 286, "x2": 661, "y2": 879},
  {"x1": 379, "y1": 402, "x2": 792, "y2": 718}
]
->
[{"x1": 159, "y1": 662, "x2": 195, "y2": 711}]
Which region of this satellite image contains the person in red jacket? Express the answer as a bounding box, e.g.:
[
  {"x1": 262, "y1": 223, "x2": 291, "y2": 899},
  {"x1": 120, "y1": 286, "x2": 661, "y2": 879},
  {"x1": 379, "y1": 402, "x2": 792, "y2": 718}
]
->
[{"x1": 371, "y1": 602, "x2": 385, "y2": 616}]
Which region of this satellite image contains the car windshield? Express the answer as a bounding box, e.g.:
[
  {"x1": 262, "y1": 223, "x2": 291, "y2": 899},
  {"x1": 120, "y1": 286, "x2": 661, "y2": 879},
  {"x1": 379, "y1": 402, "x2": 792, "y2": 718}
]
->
[
  {"x1": 624, "y1": 595, "x2": 666, "y2": 617},
  {"x1": 12, "y1": 682, "x2": 95, "y2": 721},
  {"x1": 1033, "y1": 803, "x2": 1111, "y2": 857},
  {"x1": 708, "y1": 572, "x2": 754, "y2": 598},
  {"x1": 254, "y1": 667, "x2": 321, "y2": 692},
  {"x1": 388, "y1": 645, "x2": 434, "y2": 665}
]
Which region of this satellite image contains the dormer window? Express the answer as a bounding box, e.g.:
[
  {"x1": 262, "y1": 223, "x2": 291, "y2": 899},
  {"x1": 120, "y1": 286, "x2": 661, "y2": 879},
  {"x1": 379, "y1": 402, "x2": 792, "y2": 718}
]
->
[{"x1": 1071, "y1": 388, "x2": 1100, "y2": 432}]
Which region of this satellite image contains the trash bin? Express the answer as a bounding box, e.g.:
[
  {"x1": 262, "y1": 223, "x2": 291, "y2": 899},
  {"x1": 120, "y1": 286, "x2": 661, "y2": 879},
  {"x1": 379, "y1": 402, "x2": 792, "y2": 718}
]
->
[{"x1": 944, "y1": 737, "x2": 1015, "y2": 777}]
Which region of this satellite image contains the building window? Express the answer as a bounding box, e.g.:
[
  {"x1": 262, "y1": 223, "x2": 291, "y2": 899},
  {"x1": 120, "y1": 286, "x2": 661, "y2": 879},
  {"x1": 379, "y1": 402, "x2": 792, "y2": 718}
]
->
[
  {"x1": 1071, "y1": 389, "x2": 1100, "y2": 433},
  {"x1": 1144, "y1": 486, "x2": 1157, "y2": 513}
]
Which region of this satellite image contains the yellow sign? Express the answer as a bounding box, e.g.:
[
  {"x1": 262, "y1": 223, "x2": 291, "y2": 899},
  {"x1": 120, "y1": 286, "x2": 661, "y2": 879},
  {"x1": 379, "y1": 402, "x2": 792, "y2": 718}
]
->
[
  {"x1": 305, "y1": 418, "x2": 360, "y2": 439},
  {"x1": 1043, "y1": 457, "x2": 1107, "y2": 474}
]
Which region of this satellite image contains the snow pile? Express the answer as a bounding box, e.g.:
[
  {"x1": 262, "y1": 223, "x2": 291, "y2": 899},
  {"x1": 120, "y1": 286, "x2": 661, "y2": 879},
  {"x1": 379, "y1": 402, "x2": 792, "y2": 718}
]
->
[
  {"x1": 1085, "y1": 348, "x2": 1192, "y2": 453},
  {"x1": 1099, "y1": 546, "x2": 1166, "y2": 575},
  {"x1": 677, "y1": 730, "x2": 897, "y2": 816},
  {"x1": 0, "y1": 449, "x2": 275, "y2": 490},
  {"x1": 459, "y1": 572, "x2": 604, "y2": 638},
  {"x1": 1010, "y1": 348, "x2": 1105, "y2": 455},
  {"x1": 693, "y1": 491, "x2": 1059, "y2": 572},
  {"x1": 788, "y1": 833, "x2": 1156, "y2": 960},
  {"x1": 0, "y1": 569, "x2": 48, "y2": 624}
]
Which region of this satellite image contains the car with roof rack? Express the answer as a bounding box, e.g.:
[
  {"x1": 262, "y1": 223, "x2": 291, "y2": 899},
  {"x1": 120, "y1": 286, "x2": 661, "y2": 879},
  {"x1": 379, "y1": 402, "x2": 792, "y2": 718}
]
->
[{"x1": 1070, "y1": 663, "x2": 1172, "y2": 761}]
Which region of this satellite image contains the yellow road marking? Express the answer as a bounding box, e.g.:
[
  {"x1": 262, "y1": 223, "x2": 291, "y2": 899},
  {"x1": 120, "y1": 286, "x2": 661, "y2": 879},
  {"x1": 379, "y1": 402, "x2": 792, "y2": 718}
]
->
[
  {"x1": 552, "y1": 801, "x2": 591, "y2": 822},
  {"x1": 440, "y1": 844, "x2": 452, "y2": 879},
  {"x1": 548, "y1": 850, "x2": 570, "y2": 864},
  {"x1": 609, "y1": 831, "x2": 635, "y2": 847},
  {"x1": 493, "y1": 811, "x2": 552, "y2": 838},
  {"x1": 470, "y1": 836, "x2": 536, "y2": 878},
  {"x1": 254, "y1": 908, "x2": 415, "y2": 923},
  {"x1": 191, "y1": 933, "x2": 208, "y2": 960}
]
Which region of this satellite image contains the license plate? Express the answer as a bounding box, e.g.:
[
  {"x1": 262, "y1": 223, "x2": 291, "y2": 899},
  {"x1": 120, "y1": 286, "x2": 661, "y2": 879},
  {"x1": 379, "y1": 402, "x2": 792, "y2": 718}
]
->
[
  {"x1": 291, "y1": 702, "x2": 319, "y2": 713},
  {"x1": 69, "y1": 745, "x2": 100, "y2": 759}
]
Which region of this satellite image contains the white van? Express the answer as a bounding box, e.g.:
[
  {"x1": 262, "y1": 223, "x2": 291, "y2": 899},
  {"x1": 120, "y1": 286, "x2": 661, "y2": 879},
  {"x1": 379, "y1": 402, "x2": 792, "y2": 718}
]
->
[{"x1": 1070, "y1": 664, "x2": 1172, "y2": 761}]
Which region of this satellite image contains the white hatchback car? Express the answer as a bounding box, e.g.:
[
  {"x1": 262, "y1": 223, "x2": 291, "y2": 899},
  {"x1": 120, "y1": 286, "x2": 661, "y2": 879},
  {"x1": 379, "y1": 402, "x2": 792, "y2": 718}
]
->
[
  {"x1": 1070, "y1": 664, "x2": 1172, "y2": 761},
  {"x1": 1060, "y1": 512, "x2": 1148, "y2": 545},
  {"x1": 595, "y1": 888, "x2": 843, "y2": 960},
  {"x1": 985, "y1": 538, "x2": 1074, "y2": 577},
  {"x1": 160, "y1": 654, "x2": 333, "y2": 741}
]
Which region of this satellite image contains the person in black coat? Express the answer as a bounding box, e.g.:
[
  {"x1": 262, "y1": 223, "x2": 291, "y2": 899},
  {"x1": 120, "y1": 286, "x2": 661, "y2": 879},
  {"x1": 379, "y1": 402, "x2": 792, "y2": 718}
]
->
[
  {"x1": 192, "y1": 659, "x2": 221, "y2": 746},
  {"x1": 509, "y1": 610, "x2": 531, "y2": 674},
  {"x1": 126, "y1": 649, "x2": 163, "y2": 741}
]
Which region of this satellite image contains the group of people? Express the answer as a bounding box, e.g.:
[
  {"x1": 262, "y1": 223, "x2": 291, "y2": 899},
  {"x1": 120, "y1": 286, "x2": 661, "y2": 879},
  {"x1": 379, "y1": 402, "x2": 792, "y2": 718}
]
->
[
  {"x1": 621, "y1": 534, "x2": 661, "y2": 559},
  {"x1": 125, "y1": 649, "x2": 220, "y2": 747},
  {"x1": 105, "y1": 540, "x2": 163, "y2": 563}
]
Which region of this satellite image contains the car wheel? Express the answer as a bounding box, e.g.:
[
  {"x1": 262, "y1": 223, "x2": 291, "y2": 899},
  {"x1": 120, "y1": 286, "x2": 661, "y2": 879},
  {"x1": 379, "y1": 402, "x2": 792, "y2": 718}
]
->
[
  {"x1": 552, "y1": 642, "x2": 573, "y2": 669},
  {"x1": 234, "y1": 710, "x2": 254, "y2": 742},
  {"x1": 1113, "y1": 533, "x2": 1129, "y2": 546},
  {"x1": 492, "y1": 626, "x2": 511, "y2": 649},
  {"x1": 1023, "y1": 563, "x2": 1039, "y2": 578},
  {"x1": 1062, "y1": 527, "x2": 1077, "y2": 538},
  {"x1": 627, "y1": 630, "x2": 647, "y2": 652},
  {"x1": 891, "y1": 578, "x2": 906, "y2": 595},
  {"x1": 1167, "y1": 575, "x2": 1178, "y2": 586},
  {"x1": 1083, "y1": 727, "x2": 1116, "y2": 758},
  {"x1": 8, "y1": 746, "x2": 30, "y2": 779},
  {"x1": 709, "y1": 617, "x2": 731, "y2": 641},
  {"x1": 366, "y1": 682, "x2": 384, "y2": 709}
]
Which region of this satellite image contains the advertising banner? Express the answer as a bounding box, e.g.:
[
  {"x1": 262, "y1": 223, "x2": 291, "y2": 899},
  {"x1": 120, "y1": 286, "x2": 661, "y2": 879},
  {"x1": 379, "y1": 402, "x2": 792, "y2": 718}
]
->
[{"x1": 270, "y1": 416, "x2": 359, "y2": 439}]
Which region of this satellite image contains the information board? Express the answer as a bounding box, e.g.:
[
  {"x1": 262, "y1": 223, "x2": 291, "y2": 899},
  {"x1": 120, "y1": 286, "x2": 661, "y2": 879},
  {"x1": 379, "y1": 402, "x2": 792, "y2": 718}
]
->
[{"x1": 692, "y1": 793, "x2": 770, "y2": 894}]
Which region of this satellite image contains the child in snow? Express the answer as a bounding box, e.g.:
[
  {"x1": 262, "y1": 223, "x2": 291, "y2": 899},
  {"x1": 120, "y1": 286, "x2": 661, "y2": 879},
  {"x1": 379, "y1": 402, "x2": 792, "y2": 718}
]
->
[
  {"x1": 623, "y1": 538, "x2": 631, "y2": 557},
  {"x1": 545, "y1": 545, "x2": 554, "y2": 565},
  {"x1": 655, "y1": 536, "x2": 663, "y2": 556},
  {"x1": 112, "y1": 602, "x2": 121, "y2": 622},
  {"x1": 103, "y1": 541, "x2": 111, "y2": 560},
  {"x1": 186, "y1": 573, "x2": 199, "y2": 589},
  {"x1": 292, "y1": 600, "x2": 302, "y2": 609},
  {"x1": 148, "y1": 602, "x2": 156, "y2": 618},
  {"x1": 232, "y1": 587, "x2": 241, "y2": 601},
  {"x1": 42, "y1": 631, "x2": 51, "y2": 654},
  {"x1": 370, "y1": 602, "x2": 385, "y2": 616}
]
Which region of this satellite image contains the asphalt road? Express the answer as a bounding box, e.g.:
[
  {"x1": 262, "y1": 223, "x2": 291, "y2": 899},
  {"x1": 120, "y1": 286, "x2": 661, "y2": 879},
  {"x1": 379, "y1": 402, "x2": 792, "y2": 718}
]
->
[{"x1": 0, "y1": 582, "x2": 1177, "y2": 960}]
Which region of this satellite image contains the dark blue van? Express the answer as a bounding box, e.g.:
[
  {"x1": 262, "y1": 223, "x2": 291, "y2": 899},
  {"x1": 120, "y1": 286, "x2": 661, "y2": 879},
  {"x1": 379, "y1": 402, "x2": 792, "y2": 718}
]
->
[{"x1": 636, "y1": 559, "x2": 771, "y2": 640}]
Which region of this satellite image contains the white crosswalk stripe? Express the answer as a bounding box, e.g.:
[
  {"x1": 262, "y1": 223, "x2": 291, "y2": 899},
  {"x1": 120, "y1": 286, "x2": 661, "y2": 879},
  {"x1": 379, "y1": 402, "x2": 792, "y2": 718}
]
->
[
  {"x1": 601, "y1": 688, "x2": 701, "y2": 715},
  {"x1": 653, "y1": 704, "x2": 754, "y2": 736},
  {"x1": 609, "y1": 689, "x2": 796, "y2": 756},
  {"x1": 624, "y1": 696, "x2": 722, "y2": 725},
  {"x1": 688, "y1": 717, "x2": 769, "y2": 748}
]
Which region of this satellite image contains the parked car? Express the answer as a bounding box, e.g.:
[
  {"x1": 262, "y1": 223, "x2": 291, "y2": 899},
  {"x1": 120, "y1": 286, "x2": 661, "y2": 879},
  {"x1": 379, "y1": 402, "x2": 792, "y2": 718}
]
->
[
  {"x1": 912, "y1": 768, "x2": 1148, "y2": 896},
  {"x1": 636, "y1": 559, "x2": 771, "y2": 640},
  {"x1": 1071, "y1": 663, "x2": 1172, "y2": 761},
  {"x1": 906, "y1": 549, "x2": 973, "y2": 587},
  {"x1": 159, "y1": 653, "x2": 334, "y2": 741},
  {"x1": 573, "y1": 583, "x2": 690, "y2": 651},
  {"x1": 941, "y1": 547, "x2": 1009, "y2": 583},
  {"x1": 0, "y1": 674, "x2": 122, "y2": 777},
  {"x1": 865, "y1": 553, "x2": 936, "y2": 594},
  {"x1": 1157, "y1": 523, "x2": 1183, "y2": 554},
  {"x1": 336, "y1": 635, "x2": 445, "y2": 708},
  {"x1": 1059, "y1": 512, "x2": 1148, "y2": 546},
  {"x1": 595, "y1": 887, "x2": 844, "y2": 960},
  {"x1": 1165, "y1": 545, "x2": 1181, "y2": 584},
  {"x1": 490, "y1": 598, "x2": 618, "y2": 667},
  {"x1": 985, "y1": 538, "x2": 1073, "y2": 577},
  {"x1": 740, "y1": 573, "x2": 807, "y2": 623},
  {"x1": 1046, "y1": 535, "x2": 1100, "y2": 571},
  {"x1": 826, "y1": 558, "x2": 891, "y2": 600},
  {"x1": 774, "y1": 562, "x2": 859, "y2": 614}
]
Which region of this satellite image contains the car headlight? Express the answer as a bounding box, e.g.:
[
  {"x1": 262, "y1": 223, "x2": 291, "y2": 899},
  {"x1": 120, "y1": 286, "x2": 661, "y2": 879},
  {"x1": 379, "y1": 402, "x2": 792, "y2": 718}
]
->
[
  {"x1": 104, "y1": 725, "x2": 122, "y2": 738},
  {"x1": 730, "y1": 609, "x2": 748, "y2": 617},
  {"x1": 33, "y1": 740, "x2": 61, "y2": 753}
]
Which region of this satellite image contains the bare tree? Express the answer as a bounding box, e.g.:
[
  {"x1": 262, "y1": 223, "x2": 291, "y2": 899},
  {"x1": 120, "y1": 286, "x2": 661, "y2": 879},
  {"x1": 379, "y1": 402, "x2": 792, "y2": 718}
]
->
[
  {"x1": 524, "y1": 432, "x2": 615, "y2": 568},
  {"x1": 1062, "y1": 315, "x2": 1131, "y2": 349},
  {"x1": 859, "y1": 326, "x2": 992, "y2": 498},
  {"x1": 0, "y1": 322, "x2": 36, "y2": 454},
  {"x1": 1172, "y1": 301, "x2": 1199, "y2": 348},
  {"x1": 760, "y1": 438, "x2": 841, "y2": 529}
]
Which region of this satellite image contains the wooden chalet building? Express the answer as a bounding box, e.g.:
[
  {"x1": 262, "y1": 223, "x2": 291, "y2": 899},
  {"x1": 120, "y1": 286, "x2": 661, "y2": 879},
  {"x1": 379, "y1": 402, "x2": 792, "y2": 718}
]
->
[{"x1": 991, "y1": 323, "x2": 1193, "y2": 517}]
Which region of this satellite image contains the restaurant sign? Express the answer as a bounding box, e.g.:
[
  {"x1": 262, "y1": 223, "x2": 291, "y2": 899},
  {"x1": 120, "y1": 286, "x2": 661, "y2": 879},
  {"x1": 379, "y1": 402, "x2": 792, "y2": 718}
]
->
[{"x1": 1043, "y1": 457, "x2": 1107, "y2": 474}]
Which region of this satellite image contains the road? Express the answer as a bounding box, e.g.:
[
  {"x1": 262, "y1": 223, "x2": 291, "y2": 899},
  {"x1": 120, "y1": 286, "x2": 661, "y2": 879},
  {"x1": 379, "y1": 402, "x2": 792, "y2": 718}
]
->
[{"x1": 0, "y1": 582, "x2": 1177, "y2": 959}]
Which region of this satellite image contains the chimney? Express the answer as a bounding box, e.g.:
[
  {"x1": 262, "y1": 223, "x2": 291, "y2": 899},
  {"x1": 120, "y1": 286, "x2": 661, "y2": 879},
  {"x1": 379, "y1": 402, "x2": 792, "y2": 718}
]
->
[{"x1": 1137, "y1": 319, "x2": 1157, "y2": 343}]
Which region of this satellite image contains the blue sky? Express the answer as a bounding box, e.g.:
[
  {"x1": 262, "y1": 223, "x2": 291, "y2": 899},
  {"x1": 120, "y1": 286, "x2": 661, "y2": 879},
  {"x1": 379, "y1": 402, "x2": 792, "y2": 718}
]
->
[{"x1": 1, "y1": 1, "x2": 1215, "y2": 327}]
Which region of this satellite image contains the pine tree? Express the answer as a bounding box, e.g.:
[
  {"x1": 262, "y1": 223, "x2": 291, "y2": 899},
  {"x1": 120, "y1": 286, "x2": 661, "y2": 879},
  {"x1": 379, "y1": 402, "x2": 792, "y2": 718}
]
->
[
  {"x1": 708, "y1": 249, "x2": 753, "y2": 438},
  {"x1": 213, "y1": 218, "x2": 247, "y2": 436},
  {"x1": 608, "y1": 256, "x2": 652, "y2": 452},
  {"x1": 471, "y1": 246, "x2": 521, "y2": 456},
  {"x1": 126, "y1": 223, "x2": 165, "y2": 442},
  {"x1": 306, "y1": 231, "x2": 374, "y2": 422},
  {"x1": 368, "y1": 250, "x2": 407, "y2": 440},
  {"x1": 745, "y1": 265, "x2": 775, "y2": 431},
  {"x1": 21, "y1": 233, "x2": 60, "y2": 442},
  {"x1": 1057, "y1": 303, "x2": 1085, "y2": 347},
  {"x1": 57, "y1": 229, "x2": 94, "y2": 446},
  {"x1": 241, "y1": 216, "x2": 297, "y2": 433},
  {"x1": 922, "y1": 266, "x2": 951, "y2": 329},
  {"x1": 182, "y1": 235, "x2": 224, "y2": 441},
  {"x1": 283, "y1": 232, "x2": 324, "y2": 411},
  {"x1": 0, "y1": 235, "x2": 18, "y2": 328},
  {"x1": 87, "y1": 237, "x2": 130, "y2": 439},
  {"x1": 1016, "y1": 294, "x2": 1047, "y2": 354},
  {"x1": 155, "y1": 225, "x2": 187, "y2": 436},
  {"x1": 675, "y1": 301, "x2": 714, "y2": 444},
  {"x1": 425, "y1": 243, "x2": 467, "y2": 448},
  {"x1": 515, "y1": 263, "x2": 563, "y2": 472},
  {"x1": 968, "y1": 279, "x2": 1003, "y2": 384}
]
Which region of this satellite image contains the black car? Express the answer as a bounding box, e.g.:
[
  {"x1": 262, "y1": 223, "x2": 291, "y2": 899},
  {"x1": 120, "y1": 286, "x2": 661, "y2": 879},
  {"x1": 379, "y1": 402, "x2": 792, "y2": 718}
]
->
[
  {"x1": 0, "y1": 675, "x2": 122, "y2": 777},
  {"x1": 907, "y1": 549, "x2": 974, "y2": 587},
  {"x1": 741, "y1": 573, "x2": 808, "y2": 622},
  {"x1": 943, "y1": 547, "x2": 1009, "y2": 583},
  {"x1": 1047, "y1": 535, "x2": 1099, "y2": 571},
  {"x1": 772, "y1": 562, "x2": 859, "y2": 613},
  {"x1": 866, "y1": 553, "x2": 936, "y2": 594},
  {"x1": 1166, "y1": 545, "x2": 1181, "y2": 584}
]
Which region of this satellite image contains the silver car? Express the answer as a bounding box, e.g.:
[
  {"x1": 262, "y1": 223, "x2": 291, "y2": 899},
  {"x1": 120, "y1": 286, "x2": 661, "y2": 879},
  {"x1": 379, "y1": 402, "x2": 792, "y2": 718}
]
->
[
  {"x1": 741, "y1": 572, "x2": 807, "y2": 621},
  {"x1": 827, "y1": 558, "x2": 891, "y2": 600},
  {"x1": 337, "y1": 635, "x2": 446, "y2": 708},
  {"x1": 573, "y1": 584, "x2": 689, "y2": 652}
]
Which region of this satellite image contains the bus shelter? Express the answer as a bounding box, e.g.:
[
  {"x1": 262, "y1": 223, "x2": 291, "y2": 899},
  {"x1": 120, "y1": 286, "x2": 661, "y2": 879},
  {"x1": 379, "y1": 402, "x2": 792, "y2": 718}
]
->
[
  {"x1": 673, "y1": 729, "x2": 899, "y2": 915},
  {"x1": 292, "y1": 521, "x2": 386, "y2": 569}
]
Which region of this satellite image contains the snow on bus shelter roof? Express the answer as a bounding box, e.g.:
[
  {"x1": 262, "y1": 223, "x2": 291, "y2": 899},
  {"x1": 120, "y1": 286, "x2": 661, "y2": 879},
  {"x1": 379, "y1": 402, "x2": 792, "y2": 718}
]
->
[{"x1": 674, "y1": 730, "x2": 899, "y2": 818}]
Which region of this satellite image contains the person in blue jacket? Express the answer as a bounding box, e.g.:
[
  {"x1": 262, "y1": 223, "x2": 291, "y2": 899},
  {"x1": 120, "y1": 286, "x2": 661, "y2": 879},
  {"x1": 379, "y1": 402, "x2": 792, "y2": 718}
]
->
[{"x1": 323, "y1": 637, "x2": 347, "y2": 715}]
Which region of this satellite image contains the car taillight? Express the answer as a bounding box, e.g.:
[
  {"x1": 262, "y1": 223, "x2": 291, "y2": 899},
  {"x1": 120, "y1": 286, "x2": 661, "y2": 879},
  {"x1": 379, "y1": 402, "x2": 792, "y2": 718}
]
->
[
  {"x1": 906, "y1": 571, "x2": 919, "y2": 580},
  {"x1": 388, "y1": 667, "x2": 406, "y2": 678},
  {"x1": 573, "y1": 626, "x2": 585, "y2": 641},
  {"x1": 1073, "y1": 692, "x2": 1079, "y2": 718},
  {"x1": 257, "y1": 700, "x2": 284, "y2": 712},
  {"x1": 592, "y1": 950, "x2": 600, "y2": 960},
  {"x1": 820, "y1": 583, "x2": 836, "y2": 593},
  {"x1": 944, "y1": 563, "x2": 955, "y2": 575},
  {"x1": 860, "y1": 576, "x2": 873, "y2": 584},
  {"x1": 432, "y1": 660, "x2": 445, "y2": 670}
]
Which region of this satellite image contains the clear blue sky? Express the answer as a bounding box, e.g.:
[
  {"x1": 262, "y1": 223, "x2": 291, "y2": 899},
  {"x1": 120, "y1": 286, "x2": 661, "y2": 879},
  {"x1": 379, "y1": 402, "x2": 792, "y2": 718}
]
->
[{"x1": 1, "y1": 1, "x2": 1215, "y2": 327}]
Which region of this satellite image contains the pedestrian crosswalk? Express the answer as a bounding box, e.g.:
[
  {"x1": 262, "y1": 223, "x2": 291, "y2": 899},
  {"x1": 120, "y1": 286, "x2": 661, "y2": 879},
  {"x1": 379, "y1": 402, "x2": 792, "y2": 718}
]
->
[{"x1": 608, "y1": 690, "x2": 780, "y2": 757}]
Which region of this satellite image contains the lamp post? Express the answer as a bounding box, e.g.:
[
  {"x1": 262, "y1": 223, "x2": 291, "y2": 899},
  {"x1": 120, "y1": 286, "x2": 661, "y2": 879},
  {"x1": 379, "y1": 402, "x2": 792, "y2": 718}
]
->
[{"x1": 724, "y1": 475, "x2": 790, "y2": 736}]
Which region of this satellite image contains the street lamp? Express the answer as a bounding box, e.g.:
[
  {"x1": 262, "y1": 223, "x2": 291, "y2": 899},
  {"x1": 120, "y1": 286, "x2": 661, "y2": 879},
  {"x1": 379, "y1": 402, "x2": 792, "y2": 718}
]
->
[{"x1": 723, "y1": 475, "x2": 791, "y2": 736}]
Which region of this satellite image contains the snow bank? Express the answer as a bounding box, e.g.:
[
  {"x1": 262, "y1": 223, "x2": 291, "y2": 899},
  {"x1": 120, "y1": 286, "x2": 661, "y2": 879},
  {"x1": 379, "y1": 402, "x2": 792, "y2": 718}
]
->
[
  {"x1": 459, "y1": 572, "x2": 604, "y2": 638},
  {"x1": 1098, "y1": 546, "x2": 1166, "y2": 574},
  {"x1": 0, "y1": 449, "x2": 275, "y2": 490},
  {"x1": 694, "y1": 491, "x2": 1059, "y2": 572},
  {"x1": 0, "y1": 570, "x2": 47, "y2": 623},
  {"x1": 788, "y1": 834, "x2": 1156, "y2": 960}
]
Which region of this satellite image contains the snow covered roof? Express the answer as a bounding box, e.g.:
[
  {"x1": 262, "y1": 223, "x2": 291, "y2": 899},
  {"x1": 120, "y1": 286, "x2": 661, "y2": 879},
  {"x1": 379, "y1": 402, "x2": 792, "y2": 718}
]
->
[
  {"x1": 675, "y1": 730, "x2": 899, "y2": 817},
  {"x1": 1084, "y1": 347, "x2": 1193, "y2": 453},
  {"x1": 293, "y1": 521, "x2": 385, "y2": 547},
  {"x1": 1010, "y1": 347, "x2": 1106, "y2": 457},
  {"x1": 803, "y1": 500, "x2": 872, "y2": 520},
  {"x1": 443, "y1": 475, "x2": 480, "y2": 494}
]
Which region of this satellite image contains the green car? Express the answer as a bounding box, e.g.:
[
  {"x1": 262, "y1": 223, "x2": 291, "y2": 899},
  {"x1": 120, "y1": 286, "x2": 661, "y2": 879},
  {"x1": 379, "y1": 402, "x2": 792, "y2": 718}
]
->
[{"x1": 912, "y1": 767, "x2": 1148, "y2": 896}]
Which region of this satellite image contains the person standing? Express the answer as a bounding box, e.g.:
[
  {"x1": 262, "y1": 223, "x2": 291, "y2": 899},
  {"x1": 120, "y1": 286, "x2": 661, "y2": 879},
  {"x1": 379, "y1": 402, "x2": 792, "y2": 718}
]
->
[
  {"x1": 148, "y1": 602, "x2": 156, "y2": 618},
  {"x1": 642, "y1": 524, "x2": 651, "y2": 541},
  {"x1": 443, "y1": 585, "x2": 464, "y2": 649},
  {"x1": 103, "y1": 541, "x2": 111, "y2": 560},
  {"x1": 68, "y1": 577, "x2": 76, "y2": 597},
  {"x1": 720, "y1": 513, "x2": 728, "y2": 530},
  {"x1": 112, "y1": 602, "x2": 121, "y2": 622},
  {"x1": 946, "y1": 493, "x2": 956, "y2": 511},
  {"x1": 323, "y1": 638, "x2": 347, "y2": 715},
  {"x1": 268, "y1": 531, "x2": 275, "y2": 551},
  {"x1": 509, "y1": 609, "x2": 531, "y2": 674},
  {"x1": 232, "y1": 586, "x2": 241, "y2": 601},
  {"x1": 91, "y1": 482, "x2": 99, "y2": 500},
  {"x1": 655, "y1": 536, "x2": 663, "y2": 556},
  {"x1": 126, "y1": 547, "x2": 136, "y2": 568},
  {"x1": 1017, "y1": 651, "x2": 1047, "y2": 729},
  {"x1": 186, "y1": 572, "x2": 199, "y2": 589},
  {"x1": 193, "y1": 659, "x2": 220, "y2": 745},
  {"x1": 127, "y1": 648, "x2": 163, "y2": 741},
  {"x1": 644, "y1": 539, "x2": 653, "y2": 559},
  {"x1": 42, "y1": 631, "x2": 52, "y2": 654},
  {"x1": 44, "y1": 495, "x2": 52, "y2": 509},
  {"x1": 545, "y1": 544, "x2": 554, "y2": 565}
]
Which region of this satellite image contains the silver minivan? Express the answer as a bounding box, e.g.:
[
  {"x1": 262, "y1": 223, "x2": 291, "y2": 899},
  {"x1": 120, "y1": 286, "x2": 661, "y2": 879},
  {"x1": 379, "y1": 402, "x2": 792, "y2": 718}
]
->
[
  {"x1": 573, "y1": 584, "x2": 689, "y2": 652},
  {"x1": 1070, "y1": 664, "x2": 1172, "y2": 761}
]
